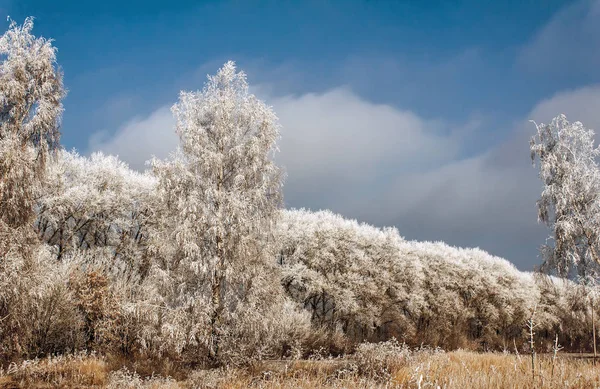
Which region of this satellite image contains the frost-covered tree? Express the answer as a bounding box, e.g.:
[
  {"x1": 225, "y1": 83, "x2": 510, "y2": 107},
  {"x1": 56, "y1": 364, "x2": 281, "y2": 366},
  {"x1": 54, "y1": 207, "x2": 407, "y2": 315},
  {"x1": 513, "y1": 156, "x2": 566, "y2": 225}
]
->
[
  {"x1": 0, "y1": 17, "x2": 65, "y2": 256},
  {"x1": 37, "y1": 150, "x2": 156, "y2": 267},
  {"x1": 0, "y1": 18, "x2": 70, "y2": 360},
  {"x1": 150, "y1": 61, "x2": 283, "y2": 361},
  {"x1": 531, "y1": 114, "x2": 600, "y2": 356},
  {"x1": 530, "y1": 114, "x2": 600, "y2": 277}
]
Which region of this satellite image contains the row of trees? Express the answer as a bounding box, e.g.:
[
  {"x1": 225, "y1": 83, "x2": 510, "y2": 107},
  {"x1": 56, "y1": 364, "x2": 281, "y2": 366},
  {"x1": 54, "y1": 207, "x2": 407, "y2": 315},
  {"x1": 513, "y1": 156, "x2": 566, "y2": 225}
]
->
[
  {"x1": 277, "y1": 209, "x2": 596, "y2": 352},
  {"x1": 1, "y1": 18, "x2": 599, "y2": 367}
]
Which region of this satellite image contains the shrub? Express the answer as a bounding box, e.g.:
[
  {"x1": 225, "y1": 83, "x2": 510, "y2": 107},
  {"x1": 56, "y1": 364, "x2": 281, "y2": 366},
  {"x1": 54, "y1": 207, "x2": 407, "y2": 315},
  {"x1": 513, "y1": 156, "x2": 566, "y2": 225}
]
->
[{"x1": 353, "y1": 338, "x2": 411, "y2": 381}]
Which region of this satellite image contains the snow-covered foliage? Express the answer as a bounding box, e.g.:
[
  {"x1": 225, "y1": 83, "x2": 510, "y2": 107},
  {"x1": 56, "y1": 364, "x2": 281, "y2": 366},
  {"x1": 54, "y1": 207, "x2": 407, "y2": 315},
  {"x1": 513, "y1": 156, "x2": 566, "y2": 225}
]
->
[
  {"x1": 0, "y1": 17, "x2": 65, "y2": 257},
  {"x1": 1, "y1": 18, "x2": 599, "y2": 368},
  {"x1": 146, "y1": 61, "x2": 288, "y2": 363},
  {"x1": 276, "y1": 209, "x2": 595, "y2": 351},
  {"x1": 531, "y1": 114, "x2": 600, "y2": 279},
  {"x1": 353, "y1": 338, "x2": 412, "y2": 381},
  {"x1": 36, "y1": 150, "x2": 156, "y2": 268},
  {"x1": 276, "y1": 209, "x2": 422, "y2": 343}
]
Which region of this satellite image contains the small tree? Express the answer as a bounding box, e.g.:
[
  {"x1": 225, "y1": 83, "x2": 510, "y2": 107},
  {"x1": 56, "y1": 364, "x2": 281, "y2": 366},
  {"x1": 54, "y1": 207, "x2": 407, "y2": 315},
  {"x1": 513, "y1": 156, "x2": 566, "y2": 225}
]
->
[
  {"x1": 531, "y1": 114, "x2": 600, "y2": 355},
  {"x1": 151, "y1": 61, "x2": 283, "y2": 361}
]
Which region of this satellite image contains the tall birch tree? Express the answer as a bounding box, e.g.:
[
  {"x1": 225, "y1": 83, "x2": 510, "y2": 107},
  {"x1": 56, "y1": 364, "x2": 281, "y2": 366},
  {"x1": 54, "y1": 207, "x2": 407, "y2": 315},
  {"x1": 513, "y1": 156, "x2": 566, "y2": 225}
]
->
[
  {"x1": 0, "y1": 17, "x2": 65, "y2": 256},
  {"x1": 151, "y1": 61, "x2": 283, "y2": 361},
  {"x1": 531, "y1": 114, "x2": 600, "y2": 358},
  {"x1": 0, "y1": 17, "x2": 67, "y2": 359},
  {"x1": 530, "y1": 114, "x2": 600, "y2": 276}
]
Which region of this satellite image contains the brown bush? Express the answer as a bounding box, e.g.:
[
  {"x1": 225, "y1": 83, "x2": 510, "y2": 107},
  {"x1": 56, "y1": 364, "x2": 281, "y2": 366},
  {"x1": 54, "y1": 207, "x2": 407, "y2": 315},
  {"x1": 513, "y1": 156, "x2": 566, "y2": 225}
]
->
[{"x1": 70, "y1": 270, "x2": 122, "y2": 353}]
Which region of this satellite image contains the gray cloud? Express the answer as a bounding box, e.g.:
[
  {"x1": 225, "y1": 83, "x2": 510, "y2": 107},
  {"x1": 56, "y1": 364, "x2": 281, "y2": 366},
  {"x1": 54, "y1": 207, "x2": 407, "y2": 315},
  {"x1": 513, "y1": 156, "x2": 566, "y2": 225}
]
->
[
  {"x1": 272, "y1": 88, "x2": 462, "y2": 211},
  {"x1": 381, "y1": 85, "x2": 600, "y2": 270}
]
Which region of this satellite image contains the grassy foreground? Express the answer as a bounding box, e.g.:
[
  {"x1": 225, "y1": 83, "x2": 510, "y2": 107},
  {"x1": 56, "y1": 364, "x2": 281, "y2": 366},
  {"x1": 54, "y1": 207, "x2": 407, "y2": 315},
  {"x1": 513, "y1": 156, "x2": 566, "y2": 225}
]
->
[{"x1": 1, "y1": 349, "x2": 600, "y2": 388}]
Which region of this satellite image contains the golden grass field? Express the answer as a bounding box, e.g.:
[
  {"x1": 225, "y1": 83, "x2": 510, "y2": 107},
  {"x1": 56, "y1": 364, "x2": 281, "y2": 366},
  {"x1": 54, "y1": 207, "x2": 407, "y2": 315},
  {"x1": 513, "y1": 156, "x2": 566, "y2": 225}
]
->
[{"x1": 2, "y1": 350, "x2": 600, "y2": 388}]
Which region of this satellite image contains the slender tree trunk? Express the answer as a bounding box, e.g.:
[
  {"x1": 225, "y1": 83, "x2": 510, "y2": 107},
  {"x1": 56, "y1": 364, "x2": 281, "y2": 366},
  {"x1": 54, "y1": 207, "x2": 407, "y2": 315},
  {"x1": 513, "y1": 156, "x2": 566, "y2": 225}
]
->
[
  {"x1": 209, "y1": 156, "x2": 226, "y2": 363},
  {"x1": 210, "y1": 264, "x2": 224, "y2": 361},
  {"x1": 588, "y1": 243, "x2": 599, "y2": 365},
  {"x1": 593, "y1": 297, "x2": 597, "y2": 365},
  {"x1": 527, "y1": 307, "x2": 536, "y2": 381},
  {"x1": 530, "y1": 324, "x2": 535, "y2": 380},
  {"x1": 551, "y1": 334, "x2": 558, "y2": 379}
]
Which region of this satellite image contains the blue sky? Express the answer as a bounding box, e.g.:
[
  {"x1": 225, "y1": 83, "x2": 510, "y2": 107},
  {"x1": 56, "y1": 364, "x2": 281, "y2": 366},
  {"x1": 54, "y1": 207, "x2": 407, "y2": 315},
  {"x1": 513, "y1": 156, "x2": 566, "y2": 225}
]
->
[
  {"x1": 3, "y1": 0, "x2": 581, "y2": 146},
  {"x1": 2, "y1": 0, "x2": 600, "y2": 270}
]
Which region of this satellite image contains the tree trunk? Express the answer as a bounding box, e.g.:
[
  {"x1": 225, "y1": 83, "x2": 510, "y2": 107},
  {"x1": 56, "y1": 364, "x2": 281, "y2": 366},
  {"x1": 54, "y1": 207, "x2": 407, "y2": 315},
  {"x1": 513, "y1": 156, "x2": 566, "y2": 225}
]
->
[
  {"x1": 209, "y1": 267, "x2": 224, "y2": 362},
  {"x1": 588, "y1": 243, "x2": 599, "y2": 365},
  {"x1": 209, "y1": 157, "x2": 226, "y2": 363},
  {"x1": 593, "y1": 298, "x2": 597, "y2": 365}
]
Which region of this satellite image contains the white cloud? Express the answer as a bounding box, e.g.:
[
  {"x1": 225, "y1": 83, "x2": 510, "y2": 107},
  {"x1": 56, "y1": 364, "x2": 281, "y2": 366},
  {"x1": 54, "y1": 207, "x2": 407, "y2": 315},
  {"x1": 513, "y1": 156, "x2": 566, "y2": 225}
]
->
[
  {"x1": 88, "y1": 105, "x2": 177, "y2": 170},
  {"x1": 89, "y1": 86, "x2": 462, "y2": 197},
  {"x1": 272, "y1": 88, "x2": 462, "y2": 212},
  {"x1": 530, "y1": 85, "x2": 600, "y2": 128}
]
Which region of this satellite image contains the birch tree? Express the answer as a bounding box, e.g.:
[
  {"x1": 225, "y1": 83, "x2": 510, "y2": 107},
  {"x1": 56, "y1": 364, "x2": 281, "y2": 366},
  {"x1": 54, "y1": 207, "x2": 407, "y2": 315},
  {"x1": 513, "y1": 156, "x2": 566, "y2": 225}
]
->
[
  {"x1": 530, "y1": 114, "x2": 600, "y2": 277},
  {"x1": 150, "y1": 61, "x2": 283, "y2": 361},
  {"x1": 0, "y1": 17, "x2": 69, "y2": 359},
  {"x1": 531, "y1": 114, "x2": 600, "y2": 356},
  {"x1": 0, "y1": 17, "x2": 65, "y2": 256}
]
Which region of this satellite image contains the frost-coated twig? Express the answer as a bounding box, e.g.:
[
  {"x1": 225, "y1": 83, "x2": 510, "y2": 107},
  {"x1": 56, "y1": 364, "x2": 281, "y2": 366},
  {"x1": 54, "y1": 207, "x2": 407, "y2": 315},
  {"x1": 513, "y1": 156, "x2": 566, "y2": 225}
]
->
[
  {"x1": 513, "y1": 338, "x2": 522, "y2": 363},
  {"x1": 526, "y1": 304, "x2": 538, "y2": 381},
  {"x1": 551, "y1": 333, "x2": 563, "y2": 380},
  {"x1": 0, "y1": 313, "x2": 10, "y2": 323}
]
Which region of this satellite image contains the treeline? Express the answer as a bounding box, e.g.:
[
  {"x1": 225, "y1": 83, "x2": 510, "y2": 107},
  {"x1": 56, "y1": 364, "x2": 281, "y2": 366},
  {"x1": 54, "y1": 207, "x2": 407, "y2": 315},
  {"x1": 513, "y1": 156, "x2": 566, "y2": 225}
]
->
[
  {"x1": 277, "y1": 209, "x2": 595, "y2": 353},
  {"x1": 0, "y1": 18, "x2": 597, "y2": 369}
]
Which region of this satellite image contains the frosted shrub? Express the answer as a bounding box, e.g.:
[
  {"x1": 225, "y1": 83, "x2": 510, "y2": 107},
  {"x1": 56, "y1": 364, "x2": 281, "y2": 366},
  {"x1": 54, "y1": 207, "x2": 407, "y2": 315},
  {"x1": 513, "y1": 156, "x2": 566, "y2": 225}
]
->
[
  {"x1": 217, "y1": 297, "x2": 314, "y2": 365},
  {"x1": 276, "y1": 209, "x2": 544, "y2": 351},
  {"x1": 353, "y1": 338, "x2": 411, "y2": 381},
  {"x1": 54, "y1": 249, "x2": 157, "y2": 358},
  {"x1": 0, "y1": 246, "x2": 84, "y2": 360},
  {"x1": 3, "y1": 351, "x2": 106, "y2": 387},
  {"x1": 107, "y1": 367, "x2": 178, "y2": 389},
  {"x1": 186, "y1": 368, "x2": 233, "y2": 389},
  {"x1": 276, "y1": 209, "x2": 421, "y2": 344}
]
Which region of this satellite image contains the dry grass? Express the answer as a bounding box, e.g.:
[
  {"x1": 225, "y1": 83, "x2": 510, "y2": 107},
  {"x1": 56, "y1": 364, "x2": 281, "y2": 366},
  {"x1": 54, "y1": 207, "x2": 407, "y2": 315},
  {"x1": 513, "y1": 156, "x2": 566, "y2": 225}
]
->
[
  {"x1": 390, "y1": 350, "x2": 600, "y2": 388},
  {"x1": 3, "y1": 350, "x2": 600, "y2": 388},
  {"x1": 0, "y1": 352, "x2": 107, "y2": 388}
]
